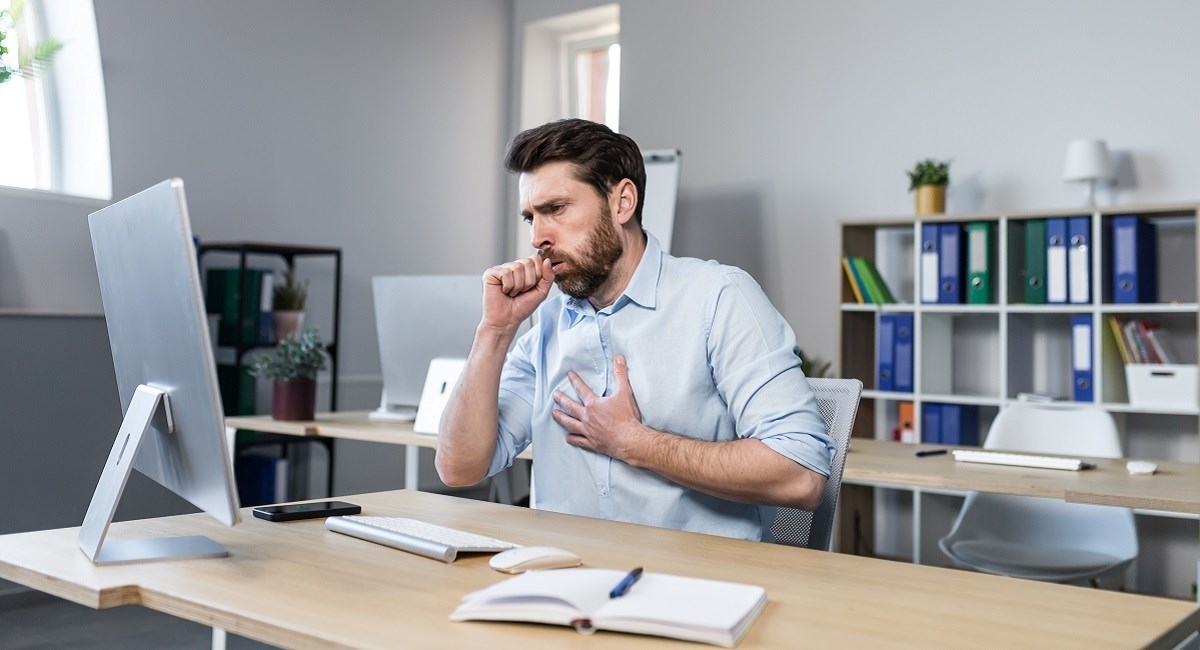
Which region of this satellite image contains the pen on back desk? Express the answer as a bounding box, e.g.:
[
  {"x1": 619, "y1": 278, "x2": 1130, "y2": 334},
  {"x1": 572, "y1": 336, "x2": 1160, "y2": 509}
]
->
[
  {"x1": 610, "y1": 567, "x2": 643, "y2": 598},
  {"x1": 915, "y1": 449, "x2": 948, "y2": 458}
]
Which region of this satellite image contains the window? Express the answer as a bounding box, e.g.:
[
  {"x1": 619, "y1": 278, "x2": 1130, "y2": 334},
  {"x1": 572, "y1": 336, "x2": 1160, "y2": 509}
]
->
[
  {"x1": 0, "y1": 0, "x2": 52, "y2": 190},
  {"x1": 566, "y1": 35, "x2": 620, "y2": 132},
  {"x1": 0, "y1": 0, "x2": 109, "y2": 199}
]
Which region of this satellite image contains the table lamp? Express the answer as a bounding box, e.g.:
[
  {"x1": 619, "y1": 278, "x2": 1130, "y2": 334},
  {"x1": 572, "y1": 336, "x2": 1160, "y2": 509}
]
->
[{"x1": 1063, "y1": 138, "x2": 1112, "y2": 207}]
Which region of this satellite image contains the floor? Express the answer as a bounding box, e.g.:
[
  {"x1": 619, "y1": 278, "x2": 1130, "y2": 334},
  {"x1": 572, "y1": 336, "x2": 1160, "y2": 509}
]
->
[{"x1": 0, "y1": 593, "x2": 272, "y2": 649}]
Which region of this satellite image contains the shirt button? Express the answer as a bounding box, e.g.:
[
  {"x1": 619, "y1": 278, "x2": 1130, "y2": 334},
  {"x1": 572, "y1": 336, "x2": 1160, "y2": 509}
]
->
[{"x1": 597, "y1": 485, "x2": 608, "y2": 496}]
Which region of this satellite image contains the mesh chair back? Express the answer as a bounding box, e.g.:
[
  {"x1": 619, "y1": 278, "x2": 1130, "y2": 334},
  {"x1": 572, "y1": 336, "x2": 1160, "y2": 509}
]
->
[{"x1": 771, "y1": 377, "x2": 863, "y2": 551}]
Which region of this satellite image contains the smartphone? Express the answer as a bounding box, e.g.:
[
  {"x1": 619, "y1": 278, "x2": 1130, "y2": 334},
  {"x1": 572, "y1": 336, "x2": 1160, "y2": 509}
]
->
[{"x1": 252, "y1": 500, "x2": 361, "y2": 522}]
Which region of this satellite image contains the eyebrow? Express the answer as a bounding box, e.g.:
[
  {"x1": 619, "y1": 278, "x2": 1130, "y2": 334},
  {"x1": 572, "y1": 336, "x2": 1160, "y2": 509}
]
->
[{"x1": 521, "y1": 197, "x2": 570, "y2": 220}]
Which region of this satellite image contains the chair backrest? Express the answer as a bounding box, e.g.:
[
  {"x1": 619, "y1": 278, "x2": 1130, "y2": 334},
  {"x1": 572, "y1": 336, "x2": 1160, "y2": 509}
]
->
[
  {"x1": 771, "y1": 377, "x2": 863, "y2": 551},
  {"x1": 985, "y1": 403, "x2": 1122, "y2": 458}
]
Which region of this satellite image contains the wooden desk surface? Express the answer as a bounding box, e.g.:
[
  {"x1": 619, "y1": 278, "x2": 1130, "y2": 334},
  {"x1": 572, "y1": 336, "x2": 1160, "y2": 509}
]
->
[
  {"x1": 1, "y1": 490, "x2": 1197, "y2": 649},
  {"x1": 226, "y1": 412, "x2": 533, "y2": 460},
  {"x1": 843, "y1": 439, "x2": 1200, "y2": 514}
]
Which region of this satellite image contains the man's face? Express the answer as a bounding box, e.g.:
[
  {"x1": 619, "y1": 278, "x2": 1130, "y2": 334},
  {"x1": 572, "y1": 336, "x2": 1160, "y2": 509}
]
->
[{"x1": 520, "y1": 161, "x2": 623, "y2": 299}]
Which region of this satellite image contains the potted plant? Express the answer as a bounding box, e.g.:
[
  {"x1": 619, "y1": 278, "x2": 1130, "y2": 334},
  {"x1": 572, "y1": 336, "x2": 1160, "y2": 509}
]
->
[
  {"x1": 906, "y1": 159, "x2": 951, "y2": 215},
  {"x1": 273, "y1": 267, "x2": 308, "y2": 341},
  {"x1": 250, "y1": 326, "x2": 327, "y2": 421}
]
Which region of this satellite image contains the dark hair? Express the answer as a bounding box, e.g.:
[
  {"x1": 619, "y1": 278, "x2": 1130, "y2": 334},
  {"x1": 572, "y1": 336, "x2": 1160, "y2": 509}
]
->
[{"x1": 504, "y1": 119, "x2": 646, "y2": 225}]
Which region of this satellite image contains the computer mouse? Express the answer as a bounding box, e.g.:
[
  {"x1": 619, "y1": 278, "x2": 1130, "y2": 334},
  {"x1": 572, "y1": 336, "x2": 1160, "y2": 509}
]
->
[
  {"x1": 1126, "y1": 460, "x2": 1158, "y2": 476},
  {"x1": 489, "y1": 546, "x2": 582, "y2": 574}
]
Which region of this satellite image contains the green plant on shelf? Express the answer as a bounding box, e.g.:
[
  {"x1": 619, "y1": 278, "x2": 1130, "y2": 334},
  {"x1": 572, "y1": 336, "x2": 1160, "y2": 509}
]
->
[
  {"x1": 249, "y1": 327, "x2": 327, "y2": 381},
  {"x1": 906, "y1": 158, "x2": 951, "y2": 191},
  {"x1": 799, "y1": 349, "x2": 832, "y2": 378},
  {"x1": 273, "y1": 267, "x2": 308, "y2": 311}
]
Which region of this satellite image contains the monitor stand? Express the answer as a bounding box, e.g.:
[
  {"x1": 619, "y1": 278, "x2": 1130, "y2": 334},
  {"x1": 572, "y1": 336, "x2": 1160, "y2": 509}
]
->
[
  {"x1": 368, "y1": 389, "x2": 416, "y2": 422},
  {"x1": 77, "y1": 384, "x2": 228, "y2": 565}
]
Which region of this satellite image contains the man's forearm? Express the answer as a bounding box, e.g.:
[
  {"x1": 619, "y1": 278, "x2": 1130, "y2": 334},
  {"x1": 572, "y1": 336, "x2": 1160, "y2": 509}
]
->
[
  {"x1": 623, "y1": 431, "x2": 825, "y2": 509},
  {"x1": 434, "y1": 326, "x2": 513, "y2": 486}
]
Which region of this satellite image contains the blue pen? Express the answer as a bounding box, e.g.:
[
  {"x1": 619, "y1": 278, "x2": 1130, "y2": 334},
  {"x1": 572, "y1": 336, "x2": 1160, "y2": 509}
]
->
[{"x1": 609, "y1": 567, "x2": 643, "y2": 598}]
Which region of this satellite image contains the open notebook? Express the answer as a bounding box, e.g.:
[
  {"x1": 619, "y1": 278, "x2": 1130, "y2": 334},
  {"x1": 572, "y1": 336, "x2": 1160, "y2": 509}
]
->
[{"x1": 450, "y1": 568, "x2": 767, "y2": 647}]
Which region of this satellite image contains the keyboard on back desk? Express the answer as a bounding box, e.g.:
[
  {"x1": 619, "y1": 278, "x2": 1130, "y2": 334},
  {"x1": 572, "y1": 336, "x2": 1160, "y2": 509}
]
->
[
  {"x1": 325, "y1": 516, "x2": 520, "y2": 563},
  {"x1": 951, "y1": 449, "x2": 1095, "y2": 471}
]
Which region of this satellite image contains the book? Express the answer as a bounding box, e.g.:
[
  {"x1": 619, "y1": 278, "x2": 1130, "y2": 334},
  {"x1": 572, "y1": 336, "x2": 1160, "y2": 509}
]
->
[
  {"x1": 859, "y1": 258, "x2": 896, "y2": 303},
  {"x1": 450, "y1": 567, "x2": 767, "y2": 648},
  {"x1": 841, "y1": 257, "x2": 866, "y2": 303}
]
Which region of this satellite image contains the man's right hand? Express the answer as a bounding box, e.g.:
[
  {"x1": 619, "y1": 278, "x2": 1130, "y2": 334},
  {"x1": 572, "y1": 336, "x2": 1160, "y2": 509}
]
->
[{"x1": 481, "y1": 254, "x2": 555, "y2": 334}]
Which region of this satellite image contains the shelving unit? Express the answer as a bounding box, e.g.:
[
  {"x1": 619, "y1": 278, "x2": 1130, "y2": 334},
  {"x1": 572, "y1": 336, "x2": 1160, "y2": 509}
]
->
[
  {"x1": 838, "y1": 203, "x2": 1200, "y2": 598},
  {"x1": 198, "y1": 241, "x2": 343, "y2": 501}
]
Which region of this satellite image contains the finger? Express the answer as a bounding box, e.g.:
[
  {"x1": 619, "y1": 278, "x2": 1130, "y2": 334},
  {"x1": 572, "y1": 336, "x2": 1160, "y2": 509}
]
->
[
  {"x1": 521, "y1": 255, "x2": 541, "y2": 289},
  {"x1": 503, "y1": 263, "x2": 528, "y2": 297},
  {"x1": 566, "y1": 371, "x2": 597, "y2": 403},
  {"x1": 552, "y1": 390, "x2": 584, "y2": 419},
  {"x1": 552, "y1": 408, "x2": 583, "y2": 434},
  {"x1": 564, "y1": 433, "x2": 591, "y2": 450}
]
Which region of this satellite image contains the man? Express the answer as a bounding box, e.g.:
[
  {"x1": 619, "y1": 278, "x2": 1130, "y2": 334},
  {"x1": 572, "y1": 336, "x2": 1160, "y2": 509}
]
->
[{"x1": 436, "y1": 119, "x2": 832, "y2": 541}]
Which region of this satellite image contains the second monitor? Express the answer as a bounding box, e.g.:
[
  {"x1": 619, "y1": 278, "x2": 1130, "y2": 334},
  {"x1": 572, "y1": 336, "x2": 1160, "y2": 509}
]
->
[{"x1": 370, "y1": 275, "x2": 482, "y2": 422}]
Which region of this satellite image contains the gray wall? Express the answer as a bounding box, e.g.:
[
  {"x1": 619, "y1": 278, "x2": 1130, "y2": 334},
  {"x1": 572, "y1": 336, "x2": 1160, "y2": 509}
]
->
[{"x1": 3, "y1": 0, "x2": 512, "y2": 377}]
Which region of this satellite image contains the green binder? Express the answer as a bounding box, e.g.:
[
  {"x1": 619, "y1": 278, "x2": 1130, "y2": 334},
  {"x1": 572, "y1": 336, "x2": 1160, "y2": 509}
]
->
[
  {"x1": 1024, "y1": 219, "x2": 1047, "y2": 304},
  {"x1": 965, "y1": 222, "x2": 994, "y2": 304}
]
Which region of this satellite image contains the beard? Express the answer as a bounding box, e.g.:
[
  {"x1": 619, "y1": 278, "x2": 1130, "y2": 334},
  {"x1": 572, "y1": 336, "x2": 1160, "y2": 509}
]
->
[{"x1": 542, "y1": 202, "x2": 624, "y2": 300}]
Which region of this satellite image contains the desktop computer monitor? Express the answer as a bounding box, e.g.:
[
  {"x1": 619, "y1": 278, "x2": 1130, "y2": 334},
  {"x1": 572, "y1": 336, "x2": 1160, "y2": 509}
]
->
[
  {"x1": 370, "y1": 275, "x2": 483, "y2": 421},
  {"x1": 80, "y1": 178, "x2": 240, "y2": 564}
]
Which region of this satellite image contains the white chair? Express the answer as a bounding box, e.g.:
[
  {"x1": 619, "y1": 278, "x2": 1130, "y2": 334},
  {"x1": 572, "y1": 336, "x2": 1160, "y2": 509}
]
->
[
  {"x1": 938, "y1": 403, "x2": 1138, "y2": 583},
  {"x1": 771, "y1": 377, "x2": 863, "y2": 551}
]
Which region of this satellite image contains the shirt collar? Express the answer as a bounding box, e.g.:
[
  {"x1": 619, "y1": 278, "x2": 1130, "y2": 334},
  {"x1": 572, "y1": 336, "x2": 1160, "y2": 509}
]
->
[{"x1": 564, "y1": 231, "x2": 663, "y2": 318}]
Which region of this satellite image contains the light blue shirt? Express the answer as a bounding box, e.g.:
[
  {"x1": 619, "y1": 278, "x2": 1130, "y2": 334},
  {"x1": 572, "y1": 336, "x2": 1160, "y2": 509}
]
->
[{"x1": 488, "y1": 233, "x2": 833, "y2": 540}]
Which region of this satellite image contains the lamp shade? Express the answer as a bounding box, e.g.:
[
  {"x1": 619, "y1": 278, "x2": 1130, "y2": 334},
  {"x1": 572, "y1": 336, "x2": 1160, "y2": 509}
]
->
[{"x1": 1063, "y1": 139, "x2": 1112, "y2": 181}]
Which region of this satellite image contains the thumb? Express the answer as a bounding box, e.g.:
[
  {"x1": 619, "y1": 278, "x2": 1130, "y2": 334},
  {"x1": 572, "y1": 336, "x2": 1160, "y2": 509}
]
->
[
  {"x1": 536, "y1": 257, "x2": 555, "y2": 293},
  {"x1": 614, "y1": 355, "x2": 631, "y2": 390}
]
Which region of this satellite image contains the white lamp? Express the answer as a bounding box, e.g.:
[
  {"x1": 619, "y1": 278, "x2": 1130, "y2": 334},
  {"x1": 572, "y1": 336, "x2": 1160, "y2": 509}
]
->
[{"x1": 1063, "y1": 138, "x2": 1112, "y2": 207}]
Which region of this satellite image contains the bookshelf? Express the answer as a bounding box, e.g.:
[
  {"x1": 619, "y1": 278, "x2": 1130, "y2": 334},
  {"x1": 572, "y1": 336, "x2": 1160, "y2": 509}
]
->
[
  {"x1": 837, "y1": 203, "x2": 1200, "y2": 598},
  {"x1": 198, "y1": 242, "x2": 343, "y2": 503}
]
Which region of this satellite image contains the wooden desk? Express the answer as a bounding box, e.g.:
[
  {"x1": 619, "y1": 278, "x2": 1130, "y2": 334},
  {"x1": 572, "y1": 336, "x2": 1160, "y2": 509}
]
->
[
  {"x1": 1, "y1": 490, "x2": 1197, "y2": 649},
  {"x1": 842, "y1": 438, "x2": 1200, "y2": 601},
  {"x1": 843, "y1": 439, "x2": 1200, "y2": 514},
  {"x1": 225, "y1": 412, "x2": 532, "y2": 491}
]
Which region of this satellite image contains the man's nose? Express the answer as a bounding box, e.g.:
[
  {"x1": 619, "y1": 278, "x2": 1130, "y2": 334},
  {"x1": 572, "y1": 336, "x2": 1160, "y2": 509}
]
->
[{"x1": 530, "y1": 218, "x2": 553, "y2": 251}]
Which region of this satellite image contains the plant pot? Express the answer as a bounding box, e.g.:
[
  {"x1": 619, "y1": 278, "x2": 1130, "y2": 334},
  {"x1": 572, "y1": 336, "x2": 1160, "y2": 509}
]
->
[
  {"x1": 915, "y1": 184, "x2": 946, "y2": 215},
  {"x1": 274, "y1": 310, "x2": 305, "y2": 341},
  {"x1": 272, "y1": 377, "x2": 316, "y2": 421}
]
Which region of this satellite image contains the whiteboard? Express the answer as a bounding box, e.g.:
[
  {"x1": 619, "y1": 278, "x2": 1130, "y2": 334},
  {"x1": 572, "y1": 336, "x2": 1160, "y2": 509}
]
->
[{"x1": 641, "y1": 149, "x2": 681, "y2": 253}]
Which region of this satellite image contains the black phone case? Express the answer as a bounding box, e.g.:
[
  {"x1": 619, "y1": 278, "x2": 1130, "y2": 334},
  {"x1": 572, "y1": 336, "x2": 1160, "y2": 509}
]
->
[{"x1": 252, "y1": 502, "x2": 361, "y2": 522}]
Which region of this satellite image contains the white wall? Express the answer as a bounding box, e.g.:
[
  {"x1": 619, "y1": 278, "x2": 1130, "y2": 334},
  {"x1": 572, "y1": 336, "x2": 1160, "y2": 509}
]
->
[{"x1": 516, "y1": 0, "x2": 1200, "y2": 371}]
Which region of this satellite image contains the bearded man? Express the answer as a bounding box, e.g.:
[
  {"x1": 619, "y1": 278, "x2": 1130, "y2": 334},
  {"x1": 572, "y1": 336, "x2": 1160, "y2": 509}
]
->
[{"x1": 435, "y1": 119, "x2": 832, "y2": 541}]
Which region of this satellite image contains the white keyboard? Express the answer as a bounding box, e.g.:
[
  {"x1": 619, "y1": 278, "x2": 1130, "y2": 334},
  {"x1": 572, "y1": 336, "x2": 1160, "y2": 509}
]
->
[
  {"x1": 952, "y1": 449, "x2": 1095, "y2": 471},
  {"x1": 325, "y1": 516, "x2": 520, "y2": 563}
]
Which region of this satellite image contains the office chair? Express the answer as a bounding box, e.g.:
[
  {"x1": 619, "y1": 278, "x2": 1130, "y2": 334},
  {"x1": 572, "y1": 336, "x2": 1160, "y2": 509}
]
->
[
  {"x1": 938, "y1": 403, "x2": 1138, "y2": 583},
  {"x1": 771, "y1": 377, "x2": 863, "y2": 551}
]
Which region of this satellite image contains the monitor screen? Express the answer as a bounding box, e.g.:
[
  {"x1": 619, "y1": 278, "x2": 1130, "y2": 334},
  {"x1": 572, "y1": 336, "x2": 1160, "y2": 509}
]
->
[
  {"x1": 372, "y1": 275, "x2": 483, "y2": 410},
  {"x1": 82, "y1": 178, "x2": 239, "y2": 563}
]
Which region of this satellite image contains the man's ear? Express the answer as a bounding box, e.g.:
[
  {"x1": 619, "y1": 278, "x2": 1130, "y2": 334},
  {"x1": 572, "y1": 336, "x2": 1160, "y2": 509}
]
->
[{"x1": 611, "y1": 179, "x2": 638, "y2": 226}]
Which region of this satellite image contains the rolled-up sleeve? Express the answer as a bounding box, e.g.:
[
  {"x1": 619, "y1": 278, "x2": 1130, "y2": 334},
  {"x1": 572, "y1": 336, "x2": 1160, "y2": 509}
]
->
[
  {"x1": 488, "y1": 333, "x2": 537, "y2": 477},
  {"x1": 706, "y1": 272, "x2": 834, "y2": 476}
]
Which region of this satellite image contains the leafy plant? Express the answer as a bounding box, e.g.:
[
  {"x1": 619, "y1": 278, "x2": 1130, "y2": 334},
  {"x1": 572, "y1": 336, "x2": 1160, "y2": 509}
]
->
[
  {"x1": 906, "y1": 159, "x2": 951, "y2": 191},
  {"x1": 0, "y1": 0, "x2": 63, "y2": 86},
  {"x1": 273, "y1": 267, "x2": 308, "y2": 311},
  {"x1": 250, "y1": 327, "x2": 327, "y2": 381},
  {"x1": 799, "y1": 349, "x2": 832, "y2": 378}
]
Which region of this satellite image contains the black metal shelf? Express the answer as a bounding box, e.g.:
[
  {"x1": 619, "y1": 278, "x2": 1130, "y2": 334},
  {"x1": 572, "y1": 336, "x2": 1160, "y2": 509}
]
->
[{"x1": 199, "y1": 241, "x2": 343, "y2": 501}]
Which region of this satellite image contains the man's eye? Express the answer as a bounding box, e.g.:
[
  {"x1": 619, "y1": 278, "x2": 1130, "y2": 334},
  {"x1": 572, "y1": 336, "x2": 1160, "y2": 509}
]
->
[{"x1": 522, "y1": 214, "x2": 533, "y2": 224}]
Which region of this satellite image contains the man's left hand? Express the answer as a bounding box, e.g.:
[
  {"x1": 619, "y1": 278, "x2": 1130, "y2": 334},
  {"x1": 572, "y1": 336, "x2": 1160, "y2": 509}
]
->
[{"x1": 552, "y1": 355, "x2": 649, "y2": 460}]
